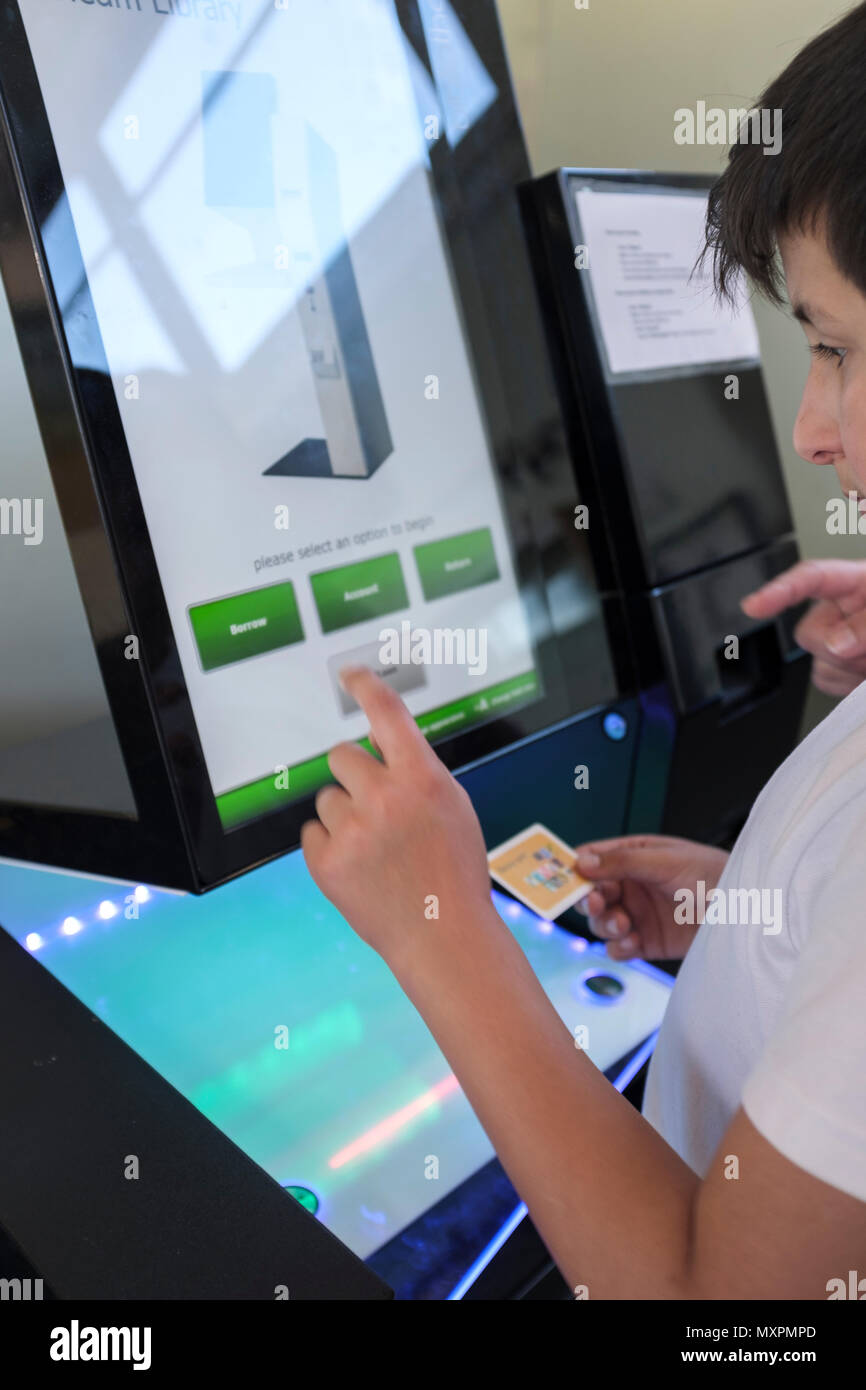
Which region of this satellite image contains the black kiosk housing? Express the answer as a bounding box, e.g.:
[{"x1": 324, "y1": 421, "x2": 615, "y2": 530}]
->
[{"x1": 521, "y1": 169, "x2": 810, "y2": 845}]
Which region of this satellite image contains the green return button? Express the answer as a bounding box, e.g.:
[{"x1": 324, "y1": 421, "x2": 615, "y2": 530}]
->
[
  {"x1": 414, "y1": 527, "x2": 500, "y2": 601},
  {"x1": 189, "y1": 581, "x2": 304, "y2": 672},
  {"x1": 311, "y1": 552, "x2": 409, "y2": 634}
]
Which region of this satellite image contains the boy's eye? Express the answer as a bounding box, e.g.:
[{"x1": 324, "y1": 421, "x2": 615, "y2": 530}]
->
[{"x1": 810, "y1": 342, "x2": 848, "y2": 368}]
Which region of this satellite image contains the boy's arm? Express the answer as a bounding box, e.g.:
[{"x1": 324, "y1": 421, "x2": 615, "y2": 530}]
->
[
  {"x1": 302, "y1": 668, "x2": 866, "y2": 1298},
  {"x1": 395, "y1": 903, "x2": 865, "y2": 1298},
  {"x1": 396, "y1": 900, "x2": 699, "y2": 1298}
]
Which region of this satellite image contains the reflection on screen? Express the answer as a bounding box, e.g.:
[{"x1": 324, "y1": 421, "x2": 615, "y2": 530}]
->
[
  {"x1": 0, "y1": 275, "x2": 136, "y2": 816},
  {"x1": 19, "y1": 0, "x2": 539, "y2": 829}
]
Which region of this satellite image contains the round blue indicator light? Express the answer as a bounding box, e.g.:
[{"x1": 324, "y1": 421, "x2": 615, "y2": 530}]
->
[{"x1": 603, "y1": 712, "x2": 628, "y2": 742}]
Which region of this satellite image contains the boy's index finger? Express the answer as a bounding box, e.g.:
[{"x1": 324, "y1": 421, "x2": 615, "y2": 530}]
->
[
  {"x1": 741, "y1": 559, "x2": 866, "y2": 618},
  {"x1": 338, "y1": 665, "x2": 430, "y2": 767}
]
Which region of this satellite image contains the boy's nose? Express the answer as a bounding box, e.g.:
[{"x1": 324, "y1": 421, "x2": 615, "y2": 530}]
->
[{"x1": 792, "y1": 388, "x2": 844, "y2": 467}]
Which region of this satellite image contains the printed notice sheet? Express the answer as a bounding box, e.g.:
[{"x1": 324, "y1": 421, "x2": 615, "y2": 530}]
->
[{"x1": 574, "y1": 188, "x2": 761, "y2": 376}]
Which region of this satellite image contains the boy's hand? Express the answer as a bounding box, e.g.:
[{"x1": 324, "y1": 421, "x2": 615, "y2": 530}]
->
[
  {"x1": 742, "y1": 558, "x2": 866, "y2": 697},
  {"x1": 301, "y1": 666, "x2": 496, "y2": 972},
  {"x1": 573, "y1": 835, "x2": 729, "y2": 962}
]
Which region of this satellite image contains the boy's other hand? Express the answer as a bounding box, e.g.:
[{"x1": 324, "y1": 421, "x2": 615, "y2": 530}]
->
[
  {"x1": 742, "y1": 558, "x2": 866, "y2": 697},
  {"x1": 301, "y1": 666, "x2": 496, "y2": 973},
  {"x1": 573, "y1": 835, "x2": 729, "y2": 962}
]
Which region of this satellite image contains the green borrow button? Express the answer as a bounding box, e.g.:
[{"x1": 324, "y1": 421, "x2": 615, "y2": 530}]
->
[
  {"x1": 189, "y1": 581, "x2": 304, "y2": 672},
  {"x1": 311, "y1": 552, "x2": 409, "y2": 634},
  {"x1": 414, "y1": 527, "x2": 500, "y2": 601}
]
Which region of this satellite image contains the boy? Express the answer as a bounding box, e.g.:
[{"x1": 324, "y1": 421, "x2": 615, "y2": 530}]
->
[{"x1": 301, "y1": 4, "x2": 866, "y2": 1297}]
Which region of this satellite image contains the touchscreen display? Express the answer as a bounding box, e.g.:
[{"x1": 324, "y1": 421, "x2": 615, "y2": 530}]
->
[{"x1": 17, "y1": 0, "x2": 541, "y2": 830}]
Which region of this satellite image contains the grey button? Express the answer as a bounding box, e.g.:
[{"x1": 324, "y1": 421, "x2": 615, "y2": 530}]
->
[{"x1": 327, "y1": 639, "x2": 427, "y2": 715}]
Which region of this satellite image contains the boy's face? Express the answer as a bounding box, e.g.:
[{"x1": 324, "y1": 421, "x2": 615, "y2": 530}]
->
[{"x1": 779, "y1": 227, "x2": 866, "y2": 502}]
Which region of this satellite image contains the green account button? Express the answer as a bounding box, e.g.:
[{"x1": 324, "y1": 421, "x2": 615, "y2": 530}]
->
[
  {"x1": 189, "y1": 581, "x2": 304, "y2": 672},
  {"x1": 414, "y1": 527, "x2": 500, "y2": 601},
  {"x1": 311, "y1": 552, "x2": 409, "y2": 634}
]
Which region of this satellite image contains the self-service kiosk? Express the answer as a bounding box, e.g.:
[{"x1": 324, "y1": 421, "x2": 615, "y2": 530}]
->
[
  {"x1": 0, "y1": 0, "x2": 634, "y2": 893},
  {"x1": 0, "y1": 2, "x2": 806, "y2": 1299},
  {"x1": 521, "y1": 169, "x2": 811, "y2": 845}
]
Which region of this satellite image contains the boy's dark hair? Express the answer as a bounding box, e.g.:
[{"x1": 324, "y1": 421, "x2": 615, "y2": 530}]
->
[{"x1": 704, "y1": 1, "x2": 866, "y2": 305}]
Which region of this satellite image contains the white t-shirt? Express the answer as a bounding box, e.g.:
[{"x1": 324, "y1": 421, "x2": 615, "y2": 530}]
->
[{"x1": 642, "y1": 679, "x2": 866, "y2": 1203}]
